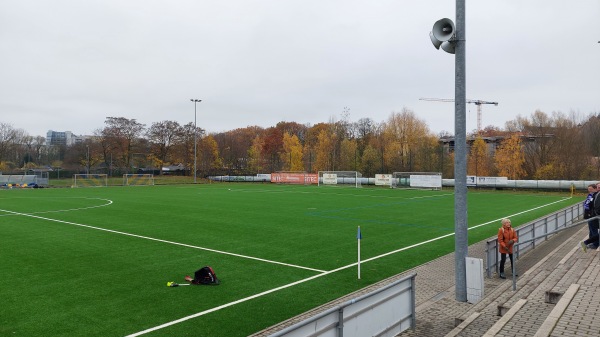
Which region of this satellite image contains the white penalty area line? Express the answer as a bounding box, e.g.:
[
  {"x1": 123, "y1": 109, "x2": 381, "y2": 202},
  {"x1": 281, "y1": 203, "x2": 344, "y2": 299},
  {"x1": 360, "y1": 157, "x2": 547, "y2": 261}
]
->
[{"x1": 0, "y1": 209, "x2": 325, "y2": 273}]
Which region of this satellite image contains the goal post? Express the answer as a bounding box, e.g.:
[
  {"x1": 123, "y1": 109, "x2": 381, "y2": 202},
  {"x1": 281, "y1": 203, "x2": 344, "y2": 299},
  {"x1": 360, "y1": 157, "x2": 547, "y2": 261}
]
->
[
  {"x1": 317, "y1": 171, "x2": 362, "y2": 188},
  {"x1": 72, "y1": 174, "x2": 108, "y2": 188},
  {"x1": 123, "y1": 174, "x2": 155, "y2": 186},
  {"x1": 392, "y1": 172, "x2": 442, "y2": 190}
]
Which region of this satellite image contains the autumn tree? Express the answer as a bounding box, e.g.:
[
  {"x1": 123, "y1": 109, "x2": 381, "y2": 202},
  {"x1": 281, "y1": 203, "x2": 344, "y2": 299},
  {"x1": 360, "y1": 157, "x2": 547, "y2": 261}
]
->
[
  {"x1": 247, "y1": 135, "x2": 265, "y2": 174},
  {"x1": 281, "y1": 132, "x2": 304, "y2": 171},
  {"x1": 165, "y1": 122, "x2": 190, "y2": 173},
  {"x1": 514, "y1": 110, "x2": 554, "y2": 178},
  {"x1": 383, "y1": 108, "x2": 435, "y2": 172},
  {"x1": 351, "y1": 117, "x2": 376, "y2": 163},
  {"x1": 550, "y1": 112, "x2": 588, "y2": 179},
  {"x1": 505, "y1": 110, "x2": 591, "y2": 179},
  {"x1": 468, "y1": 137, "x2": 492, "y2": 176},
  {"x1": 314, "y1": 129, "x2": 334, "y2": 172},
  {"x1": 220, "y1": 126, "x2": 264, "y2": 174},
  {"x1": 198, "y1": 135, "x2": 221, "y2": 175},
  {"x1": 581, "y1": 113, "x2": 600, "y2": 177},
  {"x1": 304, "y1": 123, "x2": 331, "y2": 172},
  {"x1": 274, "y1": 121, "x2": 307, "y2": 144},
  {"x1": 338, "y1": 138, "x2": 359, "y2": 171},
  {"x1": 360, "y1": 144, "x2": 380, "y2": 177},
  {"x1": 494, "y1": 133, "x2": 525, "y2": 179},
  {"x1": 261, "y1": 127, "x2": 284, "y2": 173},
  {"x1": 414, "y1": 135, "x2": 445, "y2": 173}
]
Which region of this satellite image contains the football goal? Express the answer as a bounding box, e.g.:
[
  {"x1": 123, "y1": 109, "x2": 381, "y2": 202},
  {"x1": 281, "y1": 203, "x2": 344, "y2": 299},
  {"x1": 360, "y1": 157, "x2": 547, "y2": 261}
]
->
[
  {"x1": 123, "y1": 174, "x2": 155, "y2": 186},
  {"x1": 318, "y1": 171, "x2": 362, "y2": 188},
  {"x1": 72, "y1": 174, "x2": 108, "y2": 188},
  {"x1": 392, "y1": 172, "x2": 442, "y2": 190}
]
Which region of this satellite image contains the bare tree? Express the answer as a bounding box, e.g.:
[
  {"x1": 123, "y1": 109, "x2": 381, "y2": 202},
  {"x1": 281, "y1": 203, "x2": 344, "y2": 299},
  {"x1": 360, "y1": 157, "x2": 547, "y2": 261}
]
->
[
  {"x1": 146, "y1": 120, "x2": 183, "y2": 174},
  {"x1": 100, "y1": 117, "x2": 146, "y2": 174}
]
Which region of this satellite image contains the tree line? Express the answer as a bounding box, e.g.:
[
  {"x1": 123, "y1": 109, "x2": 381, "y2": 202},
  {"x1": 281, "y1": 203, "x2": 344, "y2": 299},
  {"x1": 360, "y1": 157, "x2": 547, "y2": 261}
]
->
[{"x1": 1, "y1": 108, "x2": 599, "y2": 180}]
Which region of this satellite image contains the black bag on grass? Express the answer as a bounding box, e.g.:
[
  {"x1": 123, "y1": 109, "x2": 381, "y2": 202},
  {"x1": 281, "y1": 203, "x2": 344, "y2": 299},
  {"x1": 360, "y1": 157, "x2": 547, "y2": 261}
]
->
[{"x1": 194, "y1": 266, "x2": 220, "y2": 285}]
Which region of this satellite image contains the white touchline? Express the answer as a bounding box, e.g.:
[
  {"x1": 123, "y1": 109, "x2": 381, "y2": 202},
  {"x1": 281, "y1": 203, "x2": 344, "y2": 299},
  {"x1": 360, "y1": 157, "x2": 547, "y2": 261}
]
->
[
  {"x1": 125, "y1": 197, "x2": 572, "y2": 336},
  {"x1": 362, "y1": 197, "x2": 572, "y2": 263},
  {"x1": 0, "y1": 208, "x2": 326, "y2": 273}
]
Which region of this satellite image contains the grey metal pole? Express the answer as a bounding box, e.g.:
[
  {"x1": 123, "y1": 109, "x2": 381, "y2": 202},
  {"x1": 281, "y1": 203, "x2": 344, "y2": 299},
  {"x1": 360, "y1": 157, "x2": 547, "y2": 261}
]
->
[
  {"x1": 191, "y1": 99, "x2": 202, "y2": 183},
  {"x1": 86, "y1": 145, "x2": 90, "y2": 175},
  {"x1": 454, "y1": 0, "x2": 468, "y2": 302}
]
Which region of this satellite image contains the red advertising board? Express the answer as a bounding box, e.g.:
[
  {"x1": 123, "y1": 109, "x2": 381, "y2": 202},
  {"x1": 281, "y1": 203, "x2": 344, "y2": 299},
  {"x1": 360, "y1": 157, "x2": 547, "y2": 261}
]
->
[{"x1": 271, "y1": 172, "x2": 318, "y2": 185}]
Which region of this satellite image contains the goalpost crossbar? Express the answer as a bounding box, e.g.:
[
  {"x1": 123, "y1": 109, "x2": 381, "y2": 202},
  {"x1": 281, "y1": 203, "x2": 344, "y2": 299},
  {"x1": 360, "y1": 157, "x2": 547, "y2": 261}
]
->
[
  {"x1": 123, "y1": 174, "x2": 155, "y2": 186},
  {"x1": 73, "y1": 174, "x2": 108, "y2": 188},
  {"x1": 317, "y1": 171, "x2": 363, "y2": 188}
]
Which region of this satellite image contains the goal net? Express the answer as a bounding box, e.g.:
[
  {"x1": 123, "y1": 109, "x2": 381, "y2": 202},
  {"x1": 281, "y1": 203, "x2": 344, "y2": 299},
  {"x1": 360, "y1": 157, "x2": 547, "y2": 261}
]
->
[
  {"x1": 271, "y1": 171, "x2": 318, "y2": 185},
  {"x1": 318, "y1": 171, "x2": 362, "y2": 188},
  {"x1": 392, "y1": 172, "x2": 442, "y2": 190},
  {"x1": 123, "y1": 174, "x2": 155, "y2": 186},
  {"x1": 73, "y1": 174, "x2": 108, "y2": 188}
]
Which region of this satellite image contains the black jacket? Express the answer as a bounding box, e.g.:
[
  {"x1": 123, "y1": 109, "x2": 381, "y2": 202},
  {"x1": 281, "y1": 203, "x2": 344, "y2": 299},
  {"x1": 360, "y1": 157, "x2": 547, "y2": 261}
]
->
[{"x1": 592, "y1": 192, "x2": 600, "y2": 217}]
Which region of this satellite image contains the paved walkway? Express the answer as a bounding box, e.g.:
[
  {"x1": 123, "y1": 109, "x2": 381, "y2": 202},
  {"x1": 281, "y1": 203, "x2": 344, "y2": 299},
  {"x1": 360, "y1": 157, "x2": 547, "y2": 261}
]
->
[{"x1": 252, "y1": 222, "x2": 600, "y2": 336}]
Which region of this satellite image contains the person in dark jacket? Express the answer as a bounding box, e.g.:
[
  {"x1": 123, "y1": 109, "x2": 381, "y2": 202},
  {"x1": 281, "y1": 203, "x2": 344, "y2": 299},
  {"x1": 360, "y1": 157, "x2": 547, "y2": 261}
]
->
[
  {"x1": 583, "y1": 184, "x2": 598, "y2": 248},
  {"x1": 581, "y1": 182, "x2": 600, "y2": 252}
]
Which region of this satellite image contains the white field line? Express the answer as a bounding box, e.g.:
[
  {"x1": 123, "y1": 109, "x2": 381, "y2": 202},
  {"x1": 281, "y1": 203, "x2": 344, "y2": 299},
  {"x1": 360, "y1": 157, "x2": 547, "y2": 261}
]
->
[
  {"x1": 0, "y1": 197, "x2": 113, "y2": 216},
  {"x1": 361, "y1": 197, "x2": 571, "y2": 263},
  {"x1": 0, "y1": 208, "x2": 326, "y2": 273},
  {"x1": 126, "y1": 197, "x2": 571, "y2": 336}
]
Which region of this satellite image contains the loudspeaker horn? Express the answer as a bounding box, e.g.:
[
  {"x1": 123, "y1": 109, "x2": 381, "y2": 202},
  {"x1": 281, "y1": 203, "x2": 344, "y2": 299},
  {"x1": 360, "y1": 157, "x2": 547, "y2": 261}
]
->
[
  {"x1": 429, "y1": 31, "x2": 442, "y2": 49},
  {"x1": 432, "y1": 18, "x2": 455, "y2": 42},
  {"x1": 441, "y1": 41, "x2": 455, "y2": 54}
]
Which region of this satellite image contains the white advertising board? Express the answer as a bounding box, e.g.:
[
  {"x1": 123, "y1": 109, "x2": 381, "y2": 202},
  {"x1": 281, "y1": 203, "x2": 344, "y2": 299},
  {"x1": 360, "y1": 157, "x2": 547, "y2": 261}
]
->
[
  {"x1": 322, "y1": 173, "x2": 338, "y2": 185},
  {"x1": 410, "y1": 174, "x2": 442, "y2": 188},
  {"x1": 375, "y1": 174, "x2": 393, "y2": 186}
]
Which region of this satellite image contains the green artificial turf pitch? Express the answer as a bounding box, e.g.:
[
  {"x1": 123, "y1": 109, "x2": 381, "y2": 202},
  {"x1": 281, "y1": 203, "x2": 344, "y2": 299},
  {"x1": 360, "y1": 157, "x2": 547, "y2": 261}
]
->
[{"x1": 0, "y1": 184, "x2": 578, "y2": 336}]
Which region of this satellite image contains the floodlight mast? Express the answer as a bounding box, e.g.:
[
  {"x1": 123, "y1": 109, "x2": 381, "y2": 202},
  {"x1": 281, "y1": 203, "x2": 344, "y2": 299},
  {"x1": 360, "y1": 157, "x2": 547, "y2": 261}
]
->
[
  {"x1": 428, "y1": 0, "x2": 468, "y2": 302},
  {"x1": 191, "y1": 99, "x2": 202, "y2": 183}
]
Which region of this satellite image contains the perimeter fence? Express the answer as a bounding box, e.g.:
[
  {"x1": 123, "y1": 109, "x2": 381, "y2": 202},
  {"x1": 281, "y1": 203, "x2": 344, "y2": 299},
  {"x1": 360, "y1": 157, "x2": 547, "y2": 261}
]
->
[{"x1": 267, "y1": 274, "x2": 416, "y2": 337}]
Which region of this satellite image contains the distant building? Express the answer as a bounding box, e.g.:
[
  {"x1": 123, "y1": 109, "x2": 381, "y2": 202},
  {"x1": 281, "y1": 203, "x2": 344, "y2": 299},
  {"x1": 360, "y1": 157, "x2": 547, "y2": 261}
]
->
[
  {"x1": 46, "y1": 130, "x2": 88, "y2": 146},
  {"x1": 440, "y1": 135, "x2": 505, "y2": 155}
]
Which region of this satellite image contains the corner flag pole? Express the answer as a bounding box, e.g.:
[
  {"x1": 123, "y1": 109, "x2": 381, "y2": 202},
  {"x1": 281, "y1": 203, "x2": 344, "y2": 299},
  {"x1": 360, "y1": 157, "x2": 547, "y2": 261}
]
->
[{"x1": 357, "y1": 226, "x2": 362, "y2": 279}]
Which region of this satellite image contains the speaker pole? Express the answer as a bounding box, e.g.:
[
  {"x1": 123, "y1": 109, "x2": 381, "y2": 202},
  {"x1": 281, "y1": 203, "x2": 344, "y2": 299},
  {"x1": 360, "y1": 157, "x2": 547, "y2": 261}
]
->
[{"x1": 454, "y1": 0, "x2": 468, "y2": 303}]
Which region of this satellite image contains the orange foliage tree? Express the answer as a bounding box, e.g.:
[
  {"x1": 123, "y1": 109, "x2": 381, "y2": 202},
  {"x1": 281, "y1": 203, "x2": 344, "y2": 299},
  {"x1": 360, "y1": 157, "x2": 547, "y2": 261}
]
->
[{"x1": 494, "y1": 133, "x2": 525, "y2": 179}]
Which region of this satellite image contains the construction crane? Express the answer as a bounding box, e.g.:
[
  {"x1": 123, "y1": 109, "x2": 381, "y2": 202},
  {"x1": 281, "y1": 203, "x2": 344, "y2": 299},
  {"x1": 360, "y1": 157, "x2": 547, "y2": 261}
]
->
[{"x1": 419, "y1": 98, "x2": 498, "y2": 134}]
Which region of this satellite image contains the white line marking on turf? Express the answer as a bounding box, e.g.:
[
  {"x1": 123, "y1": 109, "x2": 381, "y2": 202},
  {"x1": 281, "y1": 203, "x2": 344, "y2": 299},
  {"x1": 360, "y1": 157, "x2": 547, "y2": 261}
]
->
[
  {"x1": 126, "y1": 266, "x2": 338, "y2": 337},
  {"x1": 0, "y1": 209, "x2": 326, "y2": 273},
  {"x1": 125, "y1": 196, "x2": 572, "y2": 336},
  {"x1": 0, "y1": 197, "x2": 113, "y2": 216},
  {"x1": 362, "y1": 197, "x2": 571, "y2": 263}
]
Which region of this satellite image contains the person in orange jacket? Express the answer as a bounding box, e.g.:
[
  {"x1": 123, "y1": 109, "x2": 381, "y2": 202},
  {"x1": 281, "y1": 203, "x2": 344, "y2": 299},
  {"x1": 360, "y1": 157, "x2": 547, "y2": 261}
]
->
[{"x1": 498, "y1": 218, "x2": 518, "y2": 279}]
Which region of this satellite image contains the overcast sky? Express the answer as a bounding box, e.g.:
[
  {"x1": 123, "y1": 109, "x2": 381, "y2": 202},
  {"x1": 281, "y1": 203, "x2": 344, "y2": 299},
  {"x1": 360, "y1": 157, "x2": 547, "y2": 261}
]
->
[{"x1": 1, "y1": 0, "x2": 598, "y2": 138}]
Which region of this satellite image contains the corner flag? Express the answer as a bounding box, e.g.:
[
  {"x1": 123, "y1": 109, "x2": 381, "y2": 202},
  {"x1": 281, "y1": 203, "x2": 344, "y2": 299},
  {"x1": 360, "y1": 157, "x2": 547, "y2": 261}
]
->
[{"x1": 357, "y1": 226, "x2": 362, "y2": 279}]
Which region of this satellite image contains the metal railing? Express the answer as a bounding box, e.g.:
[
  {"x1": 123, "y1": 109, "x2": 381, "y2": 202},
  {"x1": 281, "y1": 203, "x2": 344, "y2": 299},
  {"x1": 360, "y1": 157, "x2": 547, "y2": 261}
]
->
[
  {"x1": 485, "y1": 203, "x2": 584, "y2": 279},
  {"x1": 268, "y1": 274, "x2": 416, "y2": 337}
]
